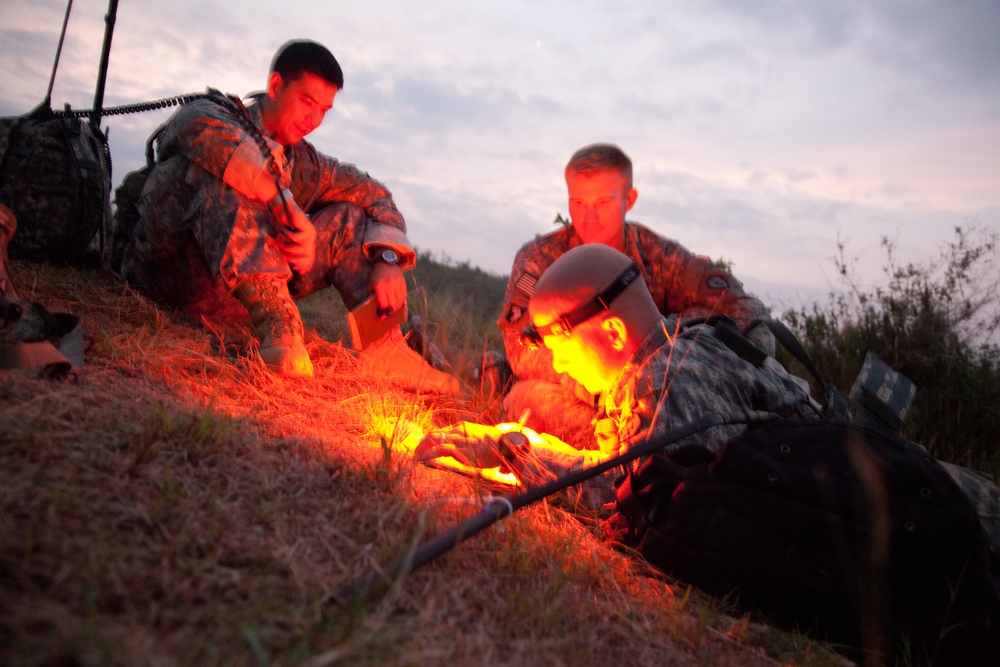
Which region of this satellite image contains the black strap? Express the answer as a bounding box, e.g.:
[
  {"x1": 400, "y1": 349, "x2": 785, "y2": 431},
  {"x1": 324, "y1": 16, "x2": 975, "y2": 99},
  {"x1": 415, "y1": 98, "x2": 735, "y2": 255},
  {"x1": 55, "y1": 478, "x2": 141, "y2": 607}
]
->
[
  {"x1": 705, "y1": 315, "x2": 768, "y2": 367},
  {"x1": 745, "y1": 317, "x2": 848, "y2": 416}
]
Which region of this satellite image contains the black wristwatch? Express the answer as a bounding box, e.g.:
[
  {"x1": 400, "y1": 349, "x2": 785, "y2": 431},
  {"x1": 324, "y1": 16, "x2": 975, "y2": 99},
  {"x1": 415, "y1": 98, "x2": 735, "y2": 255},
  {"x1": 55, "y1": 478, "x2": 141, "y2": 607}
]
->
[
  {"x1": 376, "y1": 248, "x2": 399, "y2": 265},
  {"x1": 497, "y1": 431, "x2": 530, "y2": 472}
]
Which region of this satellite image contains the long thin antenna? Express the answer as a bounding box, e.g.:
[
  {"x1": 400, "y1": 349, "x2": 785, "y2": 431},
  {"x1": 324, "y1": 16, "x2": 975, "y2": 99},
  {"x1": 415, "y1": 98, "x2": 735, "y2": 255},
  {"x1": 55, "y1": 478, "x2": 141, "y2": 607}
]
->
[
  {"x1": 43, "y1": 0, "x2": 75, "y2": 108},
  {"x1": 90, "y1": 0, "x2": 120, "y2": 126}
]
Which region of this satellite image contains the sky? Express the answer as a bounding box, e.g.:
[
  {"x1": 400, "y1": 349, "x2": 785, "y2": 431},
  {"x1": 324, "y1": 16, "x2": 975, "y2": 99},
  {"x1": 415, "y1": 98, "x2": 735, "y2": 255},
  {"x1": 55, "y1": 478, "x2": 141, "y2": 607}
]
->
[{"x1": 2, "y1": 0, "x2": 998, "y2": 313}]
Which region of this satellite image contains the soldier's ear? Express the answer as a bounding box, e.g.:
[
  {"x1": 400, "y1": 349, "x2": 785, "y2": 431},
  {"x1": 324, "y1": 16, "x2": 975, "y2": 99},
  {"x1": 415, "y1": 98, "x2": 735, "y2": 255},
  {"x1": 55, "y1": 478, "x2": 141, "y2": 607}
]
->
[
  {"x1": 625, "y1": 188, "x2": 638, "y2": 212},
  {"x1": 602, "y1": 316, "x2": 628, "y2": 352},
  {"x1": 267, "y1": 72, "x2": 284, "y2": 99}
]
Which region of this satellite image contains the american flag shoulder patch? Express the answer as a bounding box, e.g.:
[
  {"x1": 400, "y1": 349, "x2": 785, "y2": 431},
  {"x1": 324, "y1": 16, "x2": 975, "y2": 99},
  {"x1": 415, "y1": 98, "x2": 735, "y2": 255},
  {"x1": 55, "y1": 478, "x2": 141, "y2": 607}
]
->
[{"x1": 515, "y1": 272, "x2": 538, "y2": 296}]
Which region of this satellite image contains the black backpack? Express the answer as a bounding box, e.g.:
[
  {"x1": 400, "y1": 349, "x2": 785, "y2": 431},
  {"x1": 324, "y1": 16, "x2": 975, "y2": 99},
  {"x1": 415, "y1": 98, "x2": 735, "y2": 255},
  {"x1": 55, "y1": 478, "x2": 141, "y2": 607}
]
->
[
  {"x1": 0, "y1": 106, "x2": 112, "y2": 265},
  {"x1": 615, "y1": 321, "x2": 998, "y2": 665},
  {"x1": 620, "y1": 418, "x2": 997, "y2": 665}
]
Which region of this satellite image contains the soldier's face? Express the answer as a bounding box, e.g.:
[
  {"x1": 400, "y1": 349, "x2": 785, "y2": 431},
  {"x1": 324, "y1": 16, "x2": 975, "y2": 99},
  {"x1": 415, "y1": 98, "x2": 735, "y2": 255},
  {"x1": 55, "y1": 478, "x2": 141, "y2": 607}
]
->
[
  {"x1": 533, "y1": 301, "x2": 619, "y2": 394},
  {"x1": 566, "y1": 169, "x2": 637, "y2": 251},
  {"x1": 266, "y1": 72, "x2": 338, "y2": 145}
]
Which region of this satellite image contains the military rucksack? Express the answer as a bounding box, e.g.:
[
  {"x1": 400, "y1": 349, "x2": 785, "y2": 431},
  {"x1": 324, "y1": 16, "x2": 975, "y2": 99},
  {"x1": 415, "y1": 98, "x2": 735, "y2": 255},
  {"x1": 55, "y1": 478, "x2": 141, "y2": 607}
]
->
[
  {"x1": 0, "y1": 106, "x2": 112, "y2": 265},
  {"x1": 615, "y1": 318, "x2": 999, "y2": 665}
]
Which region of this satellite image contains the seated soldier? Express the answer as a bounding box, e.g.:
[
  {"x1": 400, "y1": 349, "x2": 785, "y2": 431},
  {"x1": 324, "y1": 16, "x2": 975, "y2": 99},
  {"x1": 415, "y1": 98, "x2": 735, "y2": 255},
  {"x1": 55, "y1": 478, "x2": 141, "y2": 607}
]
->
[
  {"x1": 119, "y1": 39, "x2": 457, "y2": 393},
  {"x1": 495, "y1": 143, "x2": 774, "y2": 448}
]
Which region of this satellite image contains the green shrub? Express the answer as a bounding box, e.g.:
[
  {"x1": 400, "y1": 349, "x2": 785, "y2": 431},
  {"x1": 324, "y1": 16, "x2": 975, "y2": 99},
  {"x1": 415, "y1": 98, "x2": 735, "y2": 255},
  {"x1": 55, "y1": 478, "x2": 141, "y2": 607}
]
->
[{"x1": 781, "y1": 226, "x2": 1000, "y2": 472}]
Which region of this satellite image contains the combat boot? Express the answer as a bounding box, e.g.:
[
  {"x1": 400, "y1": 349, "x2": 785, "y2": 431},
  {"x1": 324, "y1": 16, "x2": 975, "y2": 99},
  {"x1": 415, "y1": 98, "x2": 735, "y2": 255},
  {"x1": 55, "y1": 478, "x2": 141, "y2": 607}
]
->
[
  {"x1": 358, "y1": 326, "x2": 461, "y2": 395},
  {"x1": 234, "y1": 275, "x2": 313, "y2": 378}
]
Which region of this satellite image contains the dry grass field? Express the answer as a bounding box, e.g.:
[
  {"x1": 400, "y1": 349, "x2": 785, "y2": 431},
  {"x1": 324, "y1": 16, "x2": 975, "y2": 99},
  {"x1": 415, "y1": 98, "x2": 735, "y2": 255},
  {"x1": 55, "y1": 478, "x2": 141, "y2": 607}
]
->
[{"x1": 1, "y1": 259, "x2": 846, "y2": 667}]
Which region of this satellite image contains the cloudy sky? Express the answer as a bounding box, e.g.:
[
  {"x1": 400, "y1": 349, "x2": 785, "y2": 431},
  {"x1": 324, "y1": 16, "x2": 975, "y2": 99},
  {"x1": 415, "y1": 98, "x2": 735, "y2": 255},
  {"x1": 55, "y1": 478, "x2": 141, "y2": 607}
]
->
[{"x1": 2, "y1": 0, "x2": 997, "y2": 311}]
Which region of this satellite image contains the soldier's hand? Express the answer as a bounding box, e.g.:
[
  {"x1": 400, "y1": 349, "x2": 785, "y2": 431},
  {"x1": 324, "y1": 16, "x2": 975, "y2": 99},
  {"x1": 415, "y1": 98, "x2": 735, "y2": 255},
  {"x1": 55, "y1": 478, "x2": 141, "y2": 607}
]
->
[
  {"x1": 370, "y1": 262, "x2": 407, "y2": 314},
  {"x1": 275, "y1": 205, "x2": 317, "y2": 275},
  {"x1": 414, "y1": 422, "x2": 505, "y2": 468}
]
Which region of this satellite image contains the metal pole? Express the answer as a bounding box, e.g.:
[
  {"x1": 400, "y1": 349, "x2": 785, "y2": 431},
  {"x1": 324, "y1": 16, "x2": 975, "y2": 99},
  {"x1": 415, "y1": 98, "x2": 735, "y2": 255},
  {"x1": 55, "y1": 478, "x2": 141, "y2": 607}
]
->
[
  {"x1": 333, "y1": 410, "x2": 775, "y2": 604},
  {"x1": 43, "y1": 0, "x2": 75, "y2": 110},
  {"x1": 90, "y1": 0, "x2": 120, "y2": 126}
]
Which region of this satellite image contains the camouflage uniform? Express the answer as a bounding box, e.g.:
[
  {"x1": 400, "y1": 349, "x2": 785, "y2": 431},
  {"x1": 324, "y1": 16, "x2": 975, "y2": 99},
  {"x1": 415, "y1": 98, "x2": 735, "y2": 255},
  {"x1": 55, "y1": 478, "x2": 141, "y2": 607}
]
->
[
  {"x1": 498, "y1": 222, "x2": 775, "y2": 446},
  {"x1": 121, "y1": 92, "x2": 414, "y2": 315},
  {"x1": 0, "y1": 114, "x2": 111, "y2": 263},
  {"x1": 523, "y1": 317, "x2": 821, "y2": 508}
]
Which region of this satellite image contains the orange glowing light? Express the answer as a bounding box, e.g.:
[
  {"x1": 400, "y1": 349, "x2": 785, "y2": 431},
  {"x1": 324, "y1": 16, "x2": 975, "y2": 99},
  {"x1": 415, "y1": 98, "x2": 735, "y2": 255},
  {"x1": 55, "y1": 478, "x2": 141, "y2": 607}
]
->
[{"x1": 391, "y1": 419, "x2": 544, "y2": 487}]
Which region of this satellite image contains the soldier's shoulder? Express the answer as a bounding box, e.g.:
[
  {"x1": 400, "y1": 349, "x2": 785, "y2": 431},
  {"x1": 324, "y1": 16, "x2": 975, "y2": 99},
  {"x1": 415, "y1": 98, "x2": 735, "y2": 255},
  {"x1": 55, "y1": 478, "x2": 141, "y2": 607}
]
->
[
  {"x1": 628, "y1": 221, "x2": 686, "y2": 250},
  {"x1": 514, "y1": 226, "x2": 571, "y2": 259}
]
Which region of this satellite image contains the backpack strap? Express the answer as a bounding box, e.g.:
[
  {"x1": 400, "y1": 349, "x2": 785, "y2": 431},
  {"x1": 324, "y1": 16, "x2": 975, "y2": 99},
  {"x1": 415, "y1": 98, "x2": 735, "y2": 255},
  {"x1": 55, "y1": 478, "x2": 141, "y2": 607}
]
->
[
  {"x1": 700, "y1": 314, "x2": 768, "y2": 367},
  {"x1": 745, "y1": 317, "x2": 851, "y2": 420}
]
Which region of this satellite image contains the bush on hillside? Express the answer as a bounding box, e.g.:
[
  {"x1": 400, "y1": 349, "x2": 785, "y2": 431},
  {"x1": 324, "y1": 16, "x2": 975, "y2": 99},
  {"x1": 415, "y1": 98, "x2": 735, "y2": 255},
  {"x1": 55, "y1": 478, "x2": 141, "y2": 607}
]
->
[{"x1": 781, "y1": 225, "x2": 1000, "y2": 471}]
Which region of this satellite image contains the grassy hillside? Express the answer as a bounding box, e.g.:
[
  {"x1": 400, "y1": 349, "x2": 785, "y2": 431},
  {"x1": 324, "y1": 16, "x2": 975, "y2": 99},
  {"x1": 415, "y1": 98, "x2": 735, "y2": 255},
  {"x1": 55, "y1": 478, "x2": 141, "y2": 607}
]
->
[{"x1": 0, "y1": 256, "x2": 842, "y2": 667}]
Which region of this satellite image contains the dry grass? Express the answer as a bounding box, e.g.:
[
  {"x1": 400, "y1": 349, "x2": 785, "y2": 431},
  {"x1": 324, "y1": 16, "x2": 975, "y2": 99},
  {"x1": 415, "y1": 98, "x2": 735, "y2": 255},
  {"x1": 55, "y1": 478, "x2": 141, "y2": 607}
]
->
[{"x1": 1, "y1": 260, "x2": 846, "y2": 667}]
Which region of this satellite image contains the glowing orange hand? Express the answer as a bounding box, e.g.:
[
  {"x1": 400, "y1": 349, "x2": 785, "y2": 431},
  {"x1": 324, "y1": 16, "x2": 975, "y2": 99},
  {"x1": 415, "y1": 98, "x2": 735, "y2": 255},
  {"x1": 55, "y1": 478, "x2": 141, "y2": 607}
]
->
[
  {"x1": 369, "y1": 262, "x2": 407, "y2": 314},
  {"x1": 414, "y1": 422, "x2": 505, "y2": 468}
]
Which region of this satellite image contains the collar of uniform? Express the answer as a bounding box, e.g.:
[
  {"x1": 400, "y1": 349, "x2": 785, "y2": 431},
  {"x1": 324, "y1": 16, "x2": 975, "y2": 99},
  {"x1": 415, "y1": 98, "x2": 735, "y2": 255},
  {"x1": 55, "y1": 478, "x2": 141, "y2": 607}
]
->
[{"x1": 243, "y1": 95, "x2": 291, "y2": 178}]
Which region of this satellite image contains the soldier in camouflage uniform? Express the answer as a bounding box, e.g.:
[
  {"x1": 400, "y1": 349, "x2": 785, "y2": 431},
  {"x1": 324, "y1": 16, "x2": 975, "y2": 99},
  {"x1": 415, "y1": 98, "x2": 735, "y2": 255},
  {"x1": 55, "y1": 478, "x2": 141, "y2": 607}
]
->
[
  {"x1": 423, "y1": 244, "x2": 819, "y2": 507},
  {"x1": 120, "y1": 39, "x2": 457, "y2": 392},
  {"x1": 497, "y1": 143, "x2": 774, "y2": 447},
  {"x1": 422, "y1": 243, "x2": 1000, "y2": 554}
]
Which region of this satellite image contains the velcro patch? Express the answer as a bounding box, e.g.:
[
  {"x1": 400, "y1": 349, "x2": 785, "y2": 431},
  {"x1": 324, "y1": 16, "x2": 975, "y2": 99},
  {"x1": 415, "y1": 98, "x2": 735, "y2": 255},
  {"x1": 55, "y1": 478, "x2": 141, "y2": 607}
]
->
[{"x1": 706, "y1": 275, "x2": 729, "y2": 290}]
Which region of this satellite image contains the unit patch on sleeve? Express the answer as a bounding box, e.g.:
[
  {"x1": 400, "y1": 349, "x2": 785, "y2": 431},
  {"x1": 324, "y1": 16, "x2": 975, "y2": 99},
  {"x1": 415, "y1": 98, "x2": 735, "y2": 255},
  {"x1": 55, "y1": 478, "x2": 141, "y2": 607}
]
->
[{"x1": 706, "y1": 275, "x2": 730, "y2": 290}]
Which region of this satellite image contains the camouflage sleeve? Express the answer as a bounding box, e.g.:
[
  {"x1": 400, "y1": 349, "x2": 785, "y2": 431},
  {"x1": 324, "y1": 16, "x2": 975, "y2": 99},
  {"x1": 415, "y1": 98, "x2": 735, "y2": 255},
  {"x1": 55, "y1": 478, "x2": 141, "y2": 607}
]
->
[
  {"x1": 641, "y1": 231, "x2": 775, "y2": 355},
  {"x1": 296, "y1": 148, "x2": 406, "y2": 231},
  {"x1": 620, "y1": 324, "x2": 819, "y2": 460},
  {"x1": 497, "y1": 239, "x2": 565, "y2": 383},
  {"x1": 292, "y1": 146, "x2": 412, "y2": 263},
  {"x1": 608, "y1": 324, "x2": 757, "y2": 459},
  {"x1": 156, "y1": 99, "x2": 272, "y2": 198}
]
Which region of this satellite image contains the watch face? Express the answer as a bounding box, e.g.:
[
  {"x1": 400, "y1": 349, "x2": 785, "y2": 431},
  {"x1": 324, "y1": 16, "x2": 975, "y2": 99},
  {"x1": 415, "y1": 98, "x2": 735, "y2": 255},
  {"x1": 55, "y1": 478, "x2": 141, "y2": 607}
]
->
[{"x1": 380, "y1": 249, "x2": 399, "y2": 264}]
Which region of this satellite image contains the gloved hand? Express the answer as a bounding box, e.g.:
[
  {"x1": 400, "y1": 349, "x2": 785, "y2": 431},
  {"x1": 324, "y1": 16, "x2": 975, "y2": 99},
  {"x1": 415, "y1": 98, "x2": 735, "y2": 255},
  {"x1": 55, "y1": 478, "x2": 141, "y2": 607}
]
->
[{"x1": 414, "y1": 421, "x2": 536, "y2": 469}]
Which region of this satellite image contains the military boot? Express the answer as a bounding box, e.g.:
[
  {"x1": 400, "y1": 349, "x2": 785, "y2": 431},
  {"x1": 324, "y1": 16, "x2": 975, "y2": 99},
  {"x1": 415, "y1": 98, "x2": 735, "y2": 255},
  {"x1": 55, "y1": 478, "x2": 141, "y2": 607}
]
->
[
  {"x1": 234, "y1": 276, "x2": 313, "y2": 378},
  {"x1": 358, "y1": 326, "x2": 461, "y2": 395}
]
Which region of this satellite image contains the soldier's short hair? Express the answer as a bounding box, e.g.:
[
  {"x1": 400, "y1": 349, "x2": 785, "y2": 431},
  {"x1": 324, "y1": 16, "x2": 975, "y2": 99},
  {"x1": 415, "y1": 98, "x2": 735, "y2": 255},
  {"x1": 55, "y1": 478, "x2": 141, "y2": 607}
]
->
[
  {"x1": 270, "y1": 39, "x2": 344, "y2": 90},
  {"x1": 566, "y1": 143, "x2": 633, "y2": 188}
]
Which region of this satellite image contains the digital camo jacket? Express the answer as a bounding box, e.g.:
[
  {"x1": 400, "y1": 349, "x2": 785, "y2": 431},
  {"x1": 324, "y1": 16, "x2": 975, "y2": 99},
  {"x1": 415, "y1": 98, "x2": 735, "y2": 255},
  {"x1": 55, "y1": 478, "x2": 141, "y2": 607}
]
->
[{"x1": 121, "y1": 91, "x2": 414, "y2": 311}]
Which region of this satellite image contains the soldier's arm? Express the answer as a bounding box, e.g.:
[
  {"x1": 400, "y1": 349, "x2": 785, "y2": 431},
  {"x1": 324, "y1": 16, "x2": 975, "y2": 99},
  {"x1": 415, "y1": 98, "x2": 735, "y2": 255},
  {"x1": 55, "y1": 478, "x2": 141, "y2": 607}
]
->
[
  {"x1": 162, "y1": 100, "x2": 277, "y2": 204},
  {"x1": 297, "y1": 148, "x2": 414, "y2": 269},
  {"x1": 497, "y1": 245, "x2": 565, "y2": 383},
  {"x1": 620, "y1": 330, "x2": 753, "y2": 461},
  {"x1": 651, "y1": 239, "x2": 775, "y2": 355}
]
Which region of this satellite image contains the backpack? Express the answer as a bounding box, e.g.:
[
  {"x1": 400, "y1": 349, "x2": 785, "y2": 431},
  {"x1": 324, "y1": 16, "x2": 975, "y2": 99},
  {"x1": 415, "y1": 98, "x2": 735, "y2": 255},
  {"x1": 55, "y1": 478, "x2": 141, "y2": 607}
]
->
[
  {"x1": 615, "y1": 320, "x2": 999, "y2": 665},
  {"x1": 0, "y1": 106, "x2": 112, "y2": 265}
]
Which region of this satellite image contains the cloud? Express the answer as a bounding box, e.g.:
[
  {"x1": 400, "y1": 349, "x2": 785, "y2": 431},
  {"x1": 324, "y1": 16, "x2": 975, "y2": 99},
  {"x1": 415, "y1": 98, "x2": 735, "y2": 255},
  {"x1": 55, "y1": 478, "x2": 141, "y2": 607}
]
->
[{"x1": 0, "y1": 0, "x2": 996, "y2": 303}]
